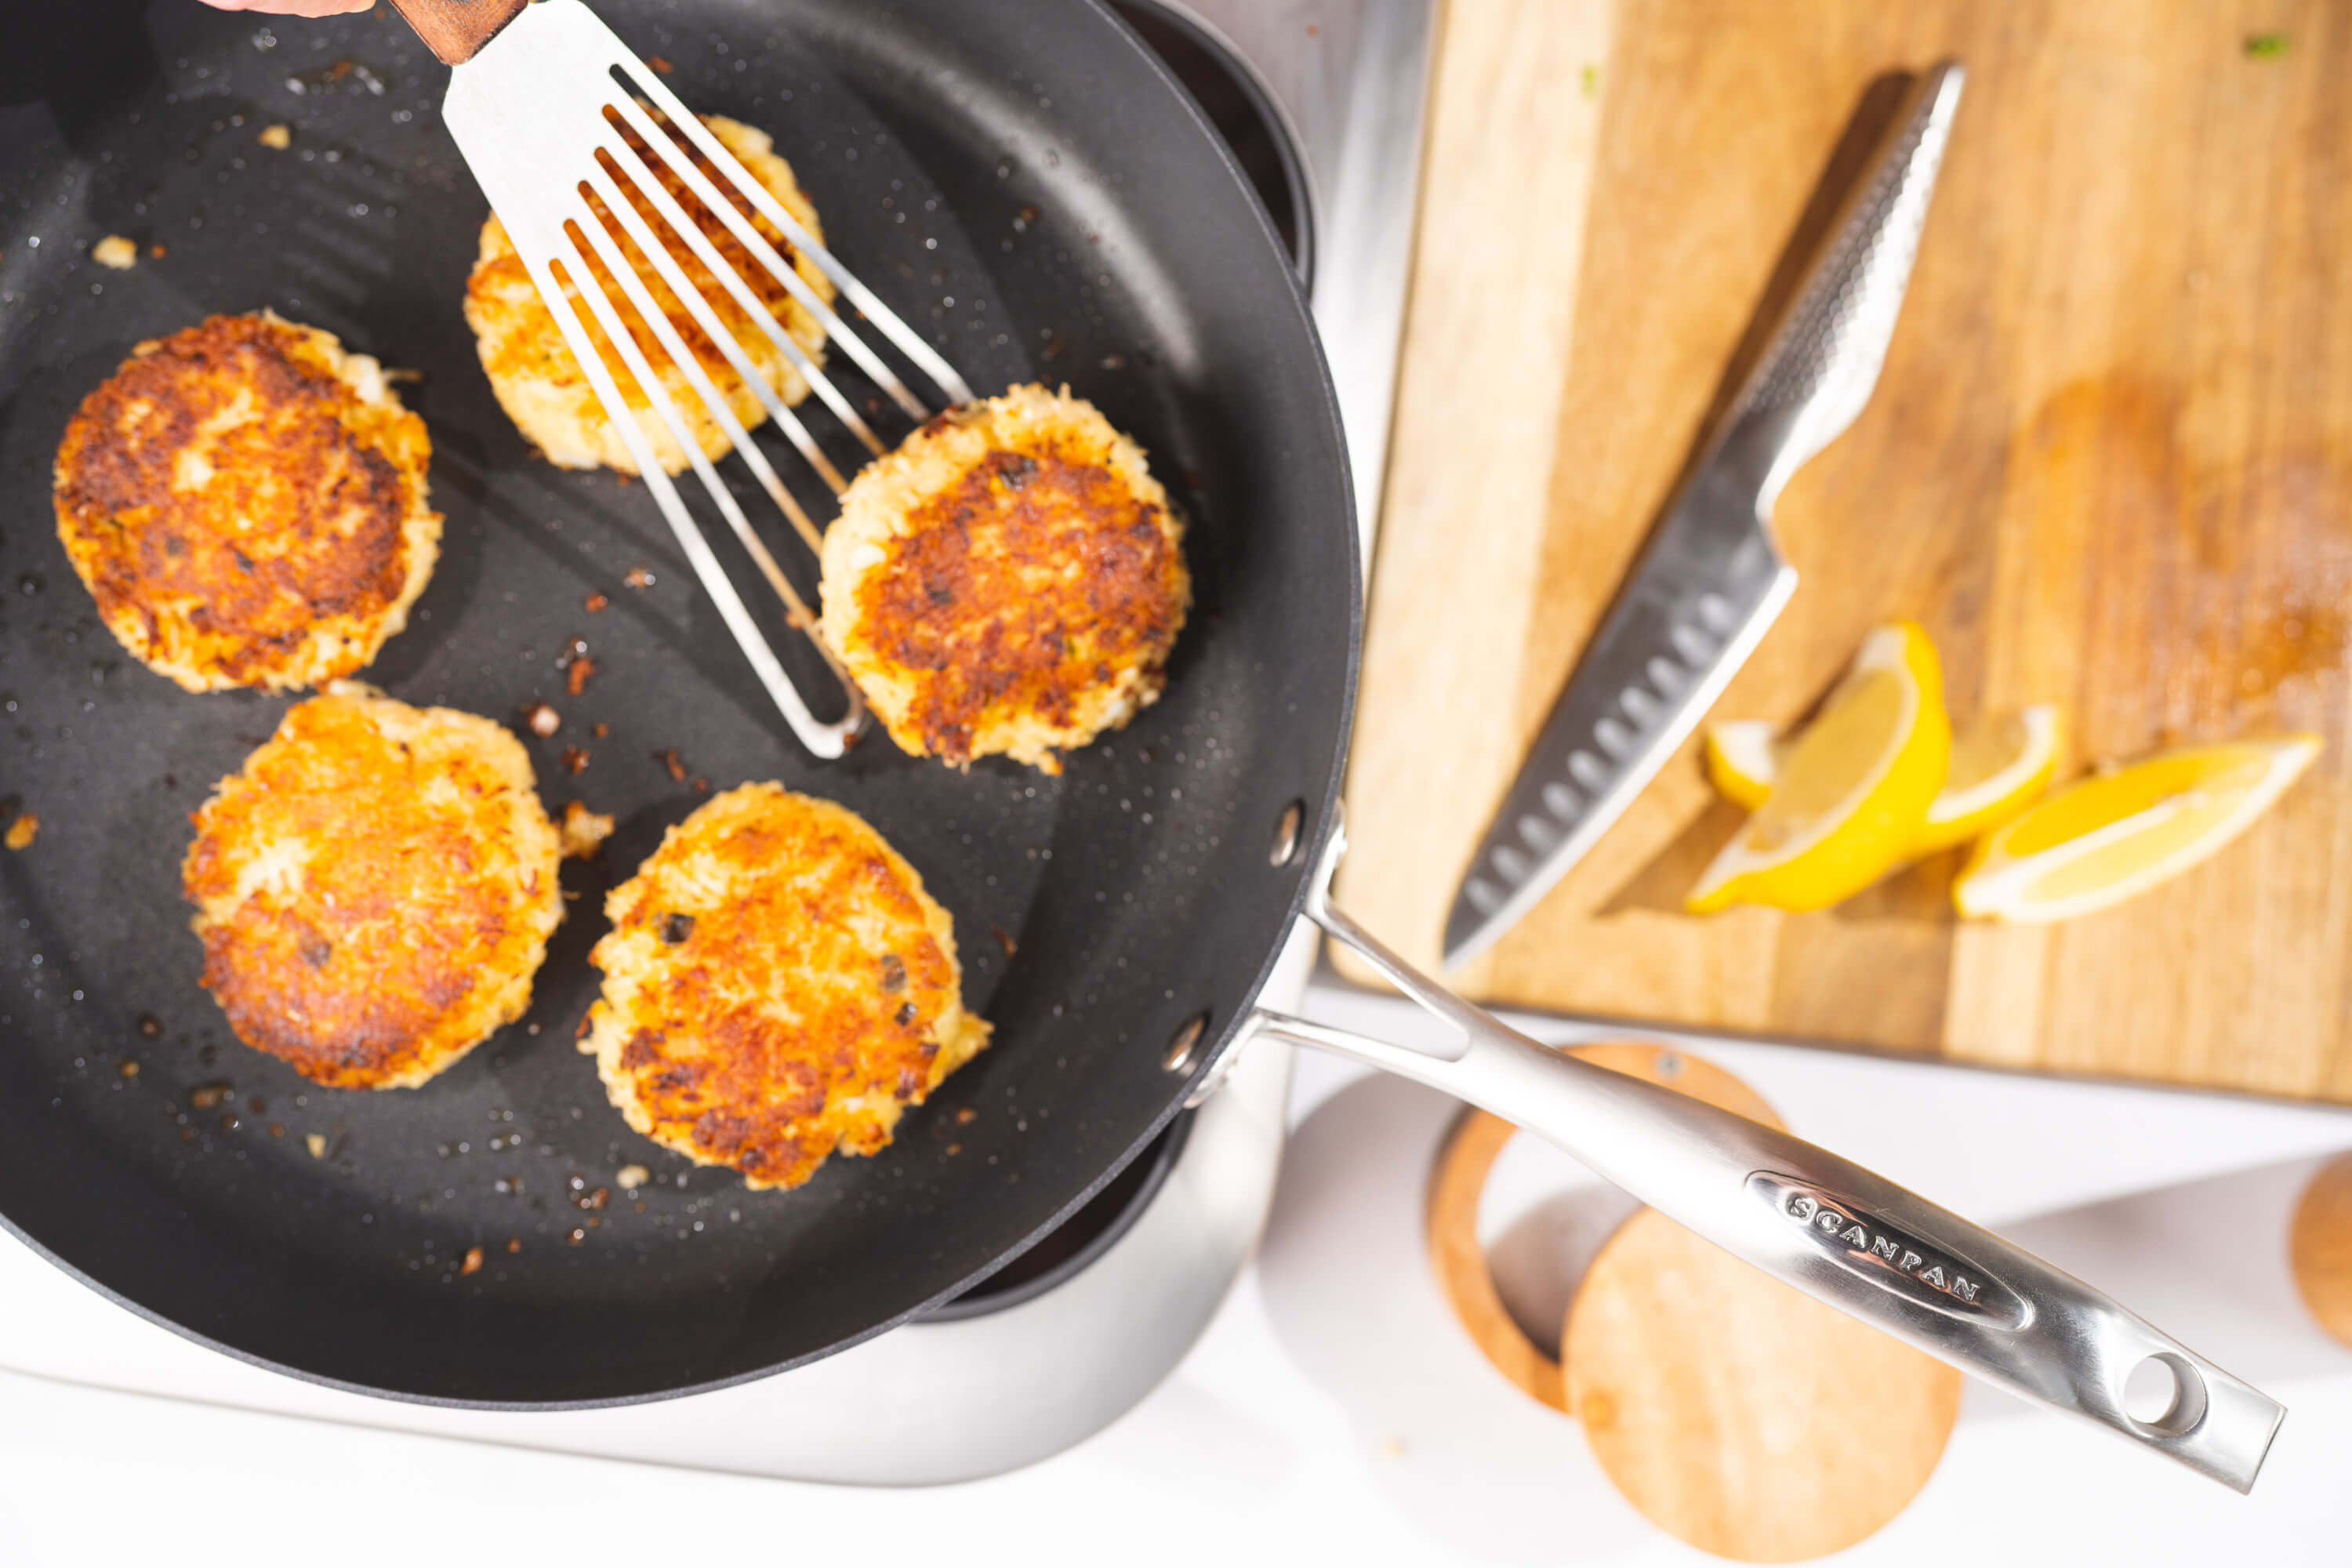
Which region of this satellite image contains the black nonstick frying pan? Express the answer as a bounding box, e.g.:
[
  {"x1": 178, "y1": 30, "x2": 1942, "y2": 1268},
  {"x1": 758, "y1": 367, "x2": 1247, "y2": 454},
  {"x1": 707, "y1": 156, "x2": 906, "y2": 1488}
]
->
[
  {"x1": 0, "y1": 0, "x2": 2287, "y2": 1491},
  {"x1": 0, "y1": 0, "x2": 1352, "y2": 1405}
]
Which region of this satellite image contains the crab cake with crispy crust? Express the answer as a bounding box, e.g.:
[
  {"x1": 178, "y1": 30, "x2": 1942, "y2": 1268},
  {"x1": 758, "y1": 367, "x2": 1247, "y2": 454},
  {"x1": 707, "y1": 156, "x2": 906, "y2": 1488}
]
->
[
  {"x1": 818, "y1": 383, "x2": 1190, "y2": 774},
  {"x1": 53, "y1": 311, "x2": 440, "y2": 693},
  {"x1": 464, "y1": 111, "x2": 834, "y2": 475},
  {"x1": 582, "y1": 783, "x2": 990, "y2": 1190},
  {"x1": 183, "y1": 686, "x2": 563, "y2": 1091}
]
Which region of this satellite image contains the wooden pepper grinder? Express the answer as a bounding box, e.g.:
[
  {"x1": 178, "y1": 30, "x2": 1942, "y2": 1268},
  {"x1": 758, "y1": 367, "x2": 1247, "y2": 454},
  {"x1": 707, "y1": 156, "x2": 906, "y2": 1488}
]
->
[
  {"x1": 1429, "y1": 1043, "x2": 1962, "y2": 1563},
  {"x1": 2290, "y1": 1151, "x2": 2352, "y2": 1348}
]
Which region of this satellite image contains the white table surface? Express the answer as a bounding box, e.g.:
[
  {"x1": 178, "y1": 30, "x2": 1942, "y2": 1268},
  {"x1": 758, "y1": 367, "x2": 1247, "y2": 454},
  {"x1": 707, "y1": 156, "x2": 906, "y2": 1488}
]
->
[{"x1": 7, "y1": 988, "x2": 2352, "y2": 1566}]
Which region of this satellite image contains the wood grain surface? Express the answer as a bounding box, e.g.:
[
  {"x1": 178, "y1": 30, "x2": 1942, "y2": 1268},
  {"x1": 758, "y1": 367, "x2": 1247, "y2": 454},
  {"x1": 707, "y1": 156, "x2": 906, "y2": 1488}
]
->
[
  {"x1": 2290, "y1": 1152, "x2": 2352, "y2": 1348},
  {"x1": 387, "y1": 0, "x2": 529, "y2": 65},
  {"x1": 1339, "y1": 0, "x2": 2352, "y2": 1098},
  {"x1": 1565, "y1": 1207, "x2": 1962, "y2": 1561}
]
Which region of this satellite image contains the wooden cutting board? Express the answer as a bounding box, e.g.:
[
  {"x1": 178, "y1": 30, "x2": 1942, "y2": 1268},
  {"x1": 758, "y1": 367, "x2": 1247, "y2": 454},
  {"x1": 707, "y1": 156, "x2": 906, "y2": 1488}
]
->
[{"x1": 1338, "y1": 0, "x2": 2352, "y2": 1100}]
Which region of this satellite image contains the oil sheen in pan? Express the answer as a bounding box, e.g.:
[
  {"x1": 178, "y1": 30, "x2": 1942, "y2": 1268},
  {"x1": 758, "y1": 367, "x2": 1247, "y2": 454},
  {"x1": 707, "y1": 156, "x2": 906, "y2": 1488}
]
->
[{"x1": 0, "y1": 0, "x2": 1316, "y2": 1383}]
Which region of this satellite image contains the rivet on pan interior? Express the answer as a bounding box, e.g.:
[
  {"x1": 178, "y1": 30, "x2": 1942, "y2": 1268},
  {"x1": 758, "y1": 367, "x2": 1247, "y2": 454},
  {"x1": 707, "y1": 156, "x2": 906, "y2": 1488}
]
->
[
  {"x1": 1654, "y1": 1051, "x2": 1685, "y2": 1080},
  {"x1": 1162, "y1": 1012, "x2": 1211, "y2": 1073},
  {"x1": 1269, "y1": 800, "x2": 1304, "y2": 866}
]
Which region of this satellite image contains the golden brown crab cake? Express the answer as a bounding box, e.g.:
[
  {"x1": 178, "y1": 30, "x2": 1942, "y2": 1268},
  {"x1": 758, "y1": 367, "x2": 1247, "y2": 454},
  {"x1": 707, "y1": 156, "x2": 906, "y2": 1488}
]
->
[
  {"x1": 464, "y1": 111, "x2": 835, "y2": 475},
  {"x1": 582, "y1": 783, "x2": 990, "y2": 1190},
  {"x1": 52, "y1": 311, "x2": 440, "y2": 693},
  {"x1": 182, "y1": 685, "x2": 563, "y2": 1091},
  {"x1": 818, "y1": 383, "x2": 1190, "y2": 774}
]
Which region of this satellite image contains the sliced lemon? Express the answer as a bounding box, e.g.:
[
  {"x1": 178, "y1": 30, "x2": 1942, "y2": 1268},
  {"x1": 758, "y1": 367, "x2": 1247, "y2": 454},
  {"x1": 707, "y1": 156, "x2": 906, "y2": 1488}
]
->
[
  {"x1": 1953, "y1": 735, "x2": 2321, "y2": 923},
  {"x1": 1701, "y1": 720, "x2": 1778, "y2": 811},
  {"x1": 1911, "y1": 704, "x2": 2065, "y2": 853},
  {"x1": 1705, "y1": 705, "x2": 2063, "y2": 854},
  {"x1": 1687, "y1": 622, "x2": 1950, "y2": 913}
]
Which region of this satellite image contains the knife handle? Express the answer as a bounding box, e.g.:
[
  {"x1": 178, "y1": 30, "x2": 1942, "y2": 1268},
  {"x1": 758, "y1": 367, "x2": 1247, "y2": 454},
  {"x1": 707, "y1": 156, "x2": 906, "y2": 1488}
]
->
[
  {"x1": 1263, "y1": 824, "x2": 2286, "y2": 1494},
  {"x1": 1717, "y1": 60, "x2": 1966, "y2": 510}
]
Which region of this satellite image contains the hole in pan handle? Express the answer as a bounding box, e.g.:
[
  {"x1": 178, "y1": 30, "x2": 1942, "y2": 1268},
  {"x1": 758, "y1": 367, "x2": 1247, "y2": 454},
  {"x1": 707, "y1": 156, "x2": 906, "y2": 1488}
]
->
[{"x1": 1236, "y1": 808, "x2": 2285, "y2": 1494}]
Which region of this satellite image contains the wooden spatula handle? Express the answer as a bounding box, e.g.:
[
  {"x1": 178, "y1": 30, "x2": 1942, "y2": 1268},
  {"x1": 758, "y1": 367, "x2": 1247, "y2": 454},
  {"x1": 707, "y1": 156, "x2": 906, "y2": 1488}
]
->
[{"x1": 387, "y1": 0, "x2": 529, "y2": 64}]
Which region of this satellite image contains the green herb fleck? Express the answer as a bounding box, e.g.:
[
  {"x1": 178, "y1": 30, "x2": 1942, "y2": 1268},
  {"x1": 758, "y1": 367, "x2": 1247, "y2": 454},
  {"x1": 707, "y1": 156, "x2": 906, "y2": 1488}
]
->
[
  {"x1": 2244, "y1": 31, "x2": 2288, "y2": 58},
  {"x1": 1580, "y1": 63, "x2": 1599, "y2": 98}
]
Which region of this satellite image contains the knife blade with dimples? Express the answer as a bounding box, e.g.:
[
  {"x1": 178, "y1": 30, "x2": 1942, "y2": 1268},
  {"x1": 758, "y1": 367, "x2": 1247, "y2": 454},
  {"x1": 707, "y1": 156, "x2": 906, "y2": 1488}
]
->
[{"x1": 1443, "y1": 61, "x2": 1965, "y2": 968}]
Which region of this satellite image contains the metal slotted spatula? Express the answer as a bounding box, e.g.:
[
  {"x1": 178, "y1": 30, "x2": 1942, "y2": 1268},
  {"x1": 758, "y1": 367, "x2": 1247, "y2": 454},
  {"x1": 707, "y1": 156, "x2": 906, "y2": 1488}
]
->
[{"x1": 387, "y1": 0, "x2": 978, "y2": 757}]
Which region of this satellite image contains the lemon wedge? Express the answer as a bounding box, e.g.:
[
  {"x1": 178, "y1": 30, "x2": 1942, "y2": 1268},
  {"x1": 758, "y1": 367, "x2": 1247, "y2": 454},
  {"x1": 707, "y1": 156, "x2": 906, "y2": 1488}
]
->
[
  {"x1": 1700, "y1": 720, "x2": 1778, "y2": 811},
  {"x1": 1952, "y1": 735, "x2": 2321, "y2": 923},
  {"x1": 1687, "y1": 622, "x2": 1949, "y2": 913},
  {"x1": 1912, "y1": 705, "x2": 2065, "y2": 853},
  {"x1": 1704, "y1": 705, "x2": 2063, "y2": 854}
]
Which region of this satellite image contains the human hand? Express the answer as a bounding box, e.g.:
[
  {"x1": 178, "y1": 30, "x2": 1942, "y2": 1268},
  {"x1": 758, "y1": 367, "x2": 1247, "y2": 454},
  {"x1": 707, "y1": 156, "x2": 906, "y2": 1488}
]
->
[{"x1": 196, "y1": 0, "x2": 377, "y2": 16}]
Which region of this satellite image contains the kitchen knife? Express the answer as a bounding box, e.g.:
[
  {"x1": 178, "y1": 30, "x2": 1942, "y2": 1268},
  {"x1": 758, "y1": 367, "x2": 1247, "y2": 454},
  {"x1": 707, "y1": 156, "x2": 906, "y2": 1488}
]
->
[{"x1": 1443, "y1": 61, "x2": 1965, "y2": 968}]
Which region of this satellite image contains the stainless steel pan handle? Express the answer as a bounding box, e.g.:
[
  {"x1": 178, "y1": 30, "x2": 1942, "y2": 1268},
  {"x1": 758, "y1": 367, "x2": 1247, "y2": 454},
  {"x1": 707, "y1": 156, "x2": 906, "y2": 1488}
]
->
[{"x1": 1245, "y1": 819, "x2": 2285, "y2": 1492}]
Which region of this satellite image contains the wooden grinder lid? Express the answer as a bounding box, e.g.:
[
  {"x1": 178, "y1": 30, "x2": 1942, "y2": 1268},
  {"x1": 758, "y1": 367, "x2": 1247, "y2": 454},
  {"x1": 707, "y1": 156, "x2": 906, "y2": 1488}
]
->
[{"x1": 1565, "y1": 1207, "x2": 1962, "y2": 1561}]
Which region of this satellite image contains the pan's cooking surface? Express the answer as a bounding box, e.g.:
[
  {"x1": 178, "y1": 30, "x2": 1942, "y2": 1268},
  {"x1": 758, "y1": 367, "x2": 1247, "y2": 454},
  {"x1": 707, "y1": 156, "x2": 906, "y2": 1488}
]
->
[{"x1": 0, "y1": 0, "x2": 1356, "y2": 1402}]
